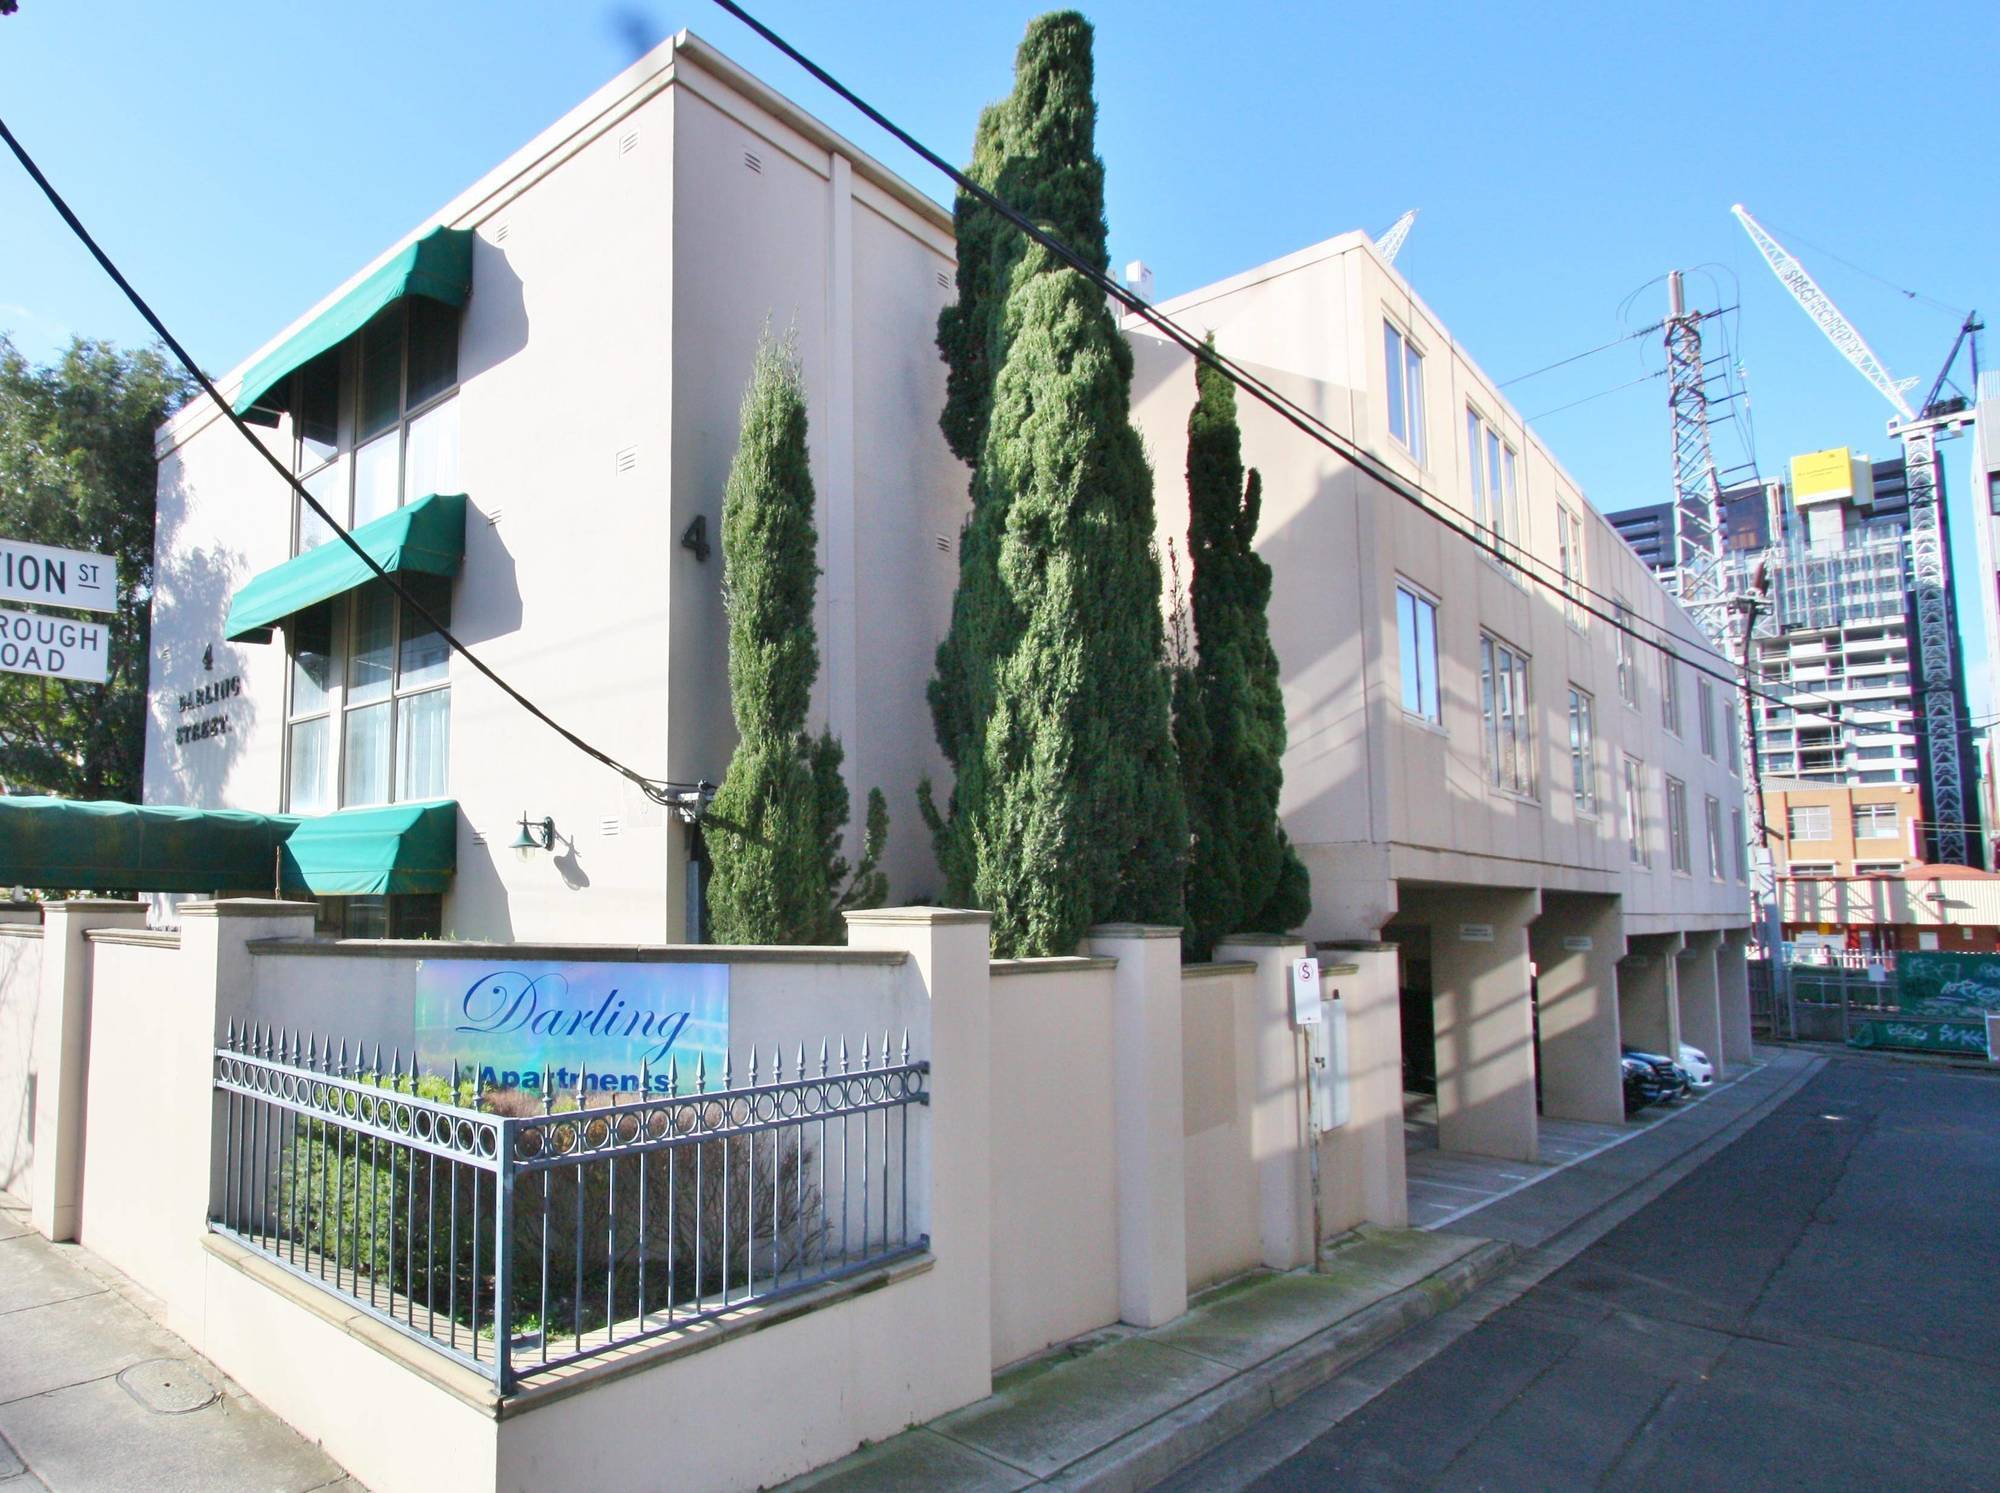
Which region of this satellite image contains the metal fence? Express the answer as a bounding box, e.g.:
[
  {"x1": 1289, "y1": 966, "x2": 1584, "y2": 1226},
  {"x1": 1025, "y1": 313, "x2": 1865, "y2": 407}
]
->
[{"x1": 211, "y1": 1024, "x2": 929, "y2": 1391}]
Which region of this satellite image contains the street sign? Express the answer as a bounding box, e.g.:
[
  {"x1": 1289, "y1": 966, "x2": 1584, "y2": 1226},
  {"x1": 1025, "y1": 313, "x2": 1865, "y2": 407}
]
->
[
  {"x1": 0, "y1": 538, "x2": 117, "y2": 613},
  {"x1": 0, "y1": 608, "x2": 110, "y2": 683},
  {"x1": 1291, "y1": 956, "x2": 1322, "y2": 1026}
]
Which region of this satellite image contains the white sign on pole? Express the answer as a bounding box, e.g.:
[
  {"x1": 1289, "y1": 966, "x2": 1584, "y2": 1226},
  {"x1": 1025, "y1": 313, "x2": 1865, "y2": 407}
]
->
[
  {"x1": 0, "y1": 608, "x2": 111, "y2": 683},
  {"x1": 1290, "y1": 956, "x2": 1322, "y2": 1026},
  {"x1": 0, "y1": 538, "x2": 117, "y2": 613}
]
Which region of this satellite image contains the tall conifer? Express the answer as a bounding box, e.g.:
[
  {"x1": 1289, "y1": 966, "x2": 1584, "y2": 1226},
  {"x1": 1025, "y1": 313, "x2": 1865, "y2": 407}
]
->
[
  {"x1": 708, "y1": 334, "x2": 886, "y2": 944},
  {"x1": 924, "y1": 12, "x2": 1184, "y2": 956},
  {"x1": 1176, "y1": 347, "x2": 1310, "y2": 957}
]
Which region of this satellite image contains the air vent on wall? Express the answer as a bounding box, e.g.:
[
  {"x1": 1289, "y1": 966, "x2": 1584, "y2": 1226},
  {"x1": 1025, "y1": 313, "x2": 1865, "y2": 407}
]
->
[
  {"x1": 600, "y1": 817, "x2": 622, "y2": 837},
  {"x1": 485, "y1": 507, "x2": 503, "y2": 526},
  {"x1": 619, "y1": 128, "x2": 640, "y2": 156},
  {"x1": 934, "y1": 534, "x2": 952, "y2": 553},
  {"x1": 614, "y1": 445, "x2": 639, "y2": 475},
  {"x1": 471, "y1": 830, "x2": 487, "y2": 846},
  {"x1": 936, "y1": 271, "x2": 952, "y2": 290},
  {"x1": 493, "y1": 222, "x2": 510, "y2": 243},
  {"x1": 743, "y1": 150, "x2": 763, "y2": 174}
]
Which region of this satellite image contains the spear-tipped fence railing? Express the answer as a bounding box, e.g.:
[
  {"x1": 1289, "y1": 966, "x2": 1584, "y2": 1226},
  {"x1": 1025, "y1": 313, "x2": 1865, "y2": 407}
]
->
[{"x1": 211, "y1": 1024, "x2": 929, "y2": 1391}]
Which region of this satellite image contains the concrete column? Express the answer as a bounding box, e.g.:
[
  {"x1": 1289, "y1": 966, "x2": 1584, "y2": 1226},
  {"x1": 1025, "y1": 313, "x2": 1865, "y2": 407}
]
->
[
  {"x1": 1717, "y1": 928, "x2": 1754, "y2": 1069},
  {"x1": 1412, "y1": 887, "x2": 1541, "y2": 1164},
  {"x1": 846, "y1": 906, "x2": 995, "y2": 1406},
  {"x1": 28, "y1": 899, "x2": 148, "y2": 1241},
  {"x1": 1529, "y1": 895, "x2": 1627, "y2": 1127},
  {"x1": 1088, "y1": 924, "x2": 1189, "y2": 1327},
  {"x1": 1311, "y1": 943, "x2": 1408, "y2": 1232},
  {"x1": 1677, "y1": 931, "x2": 1725, "y2": 1078},
  {"x1": 1216, "y1": 934, "x2": 1314, "y2": 1268},
  {"x1": 1618, "y1": 932, "x2": 1683, "y2": 1057}
]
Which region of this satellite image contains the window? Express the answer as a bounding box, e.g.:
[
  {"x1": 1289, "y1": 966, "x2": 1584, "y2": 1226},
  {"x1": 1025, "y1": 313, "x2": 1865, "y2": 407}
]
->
[
  {"x1": 1466, "y1": 407, "x2": 1521, "y2": 555},
  {"x1": 1705, "y1": 795, "x2": 1725, "y2": 879},
  {"x1": 1383, "y1": 320, "x2": 1426, "y2": 462},
  {"x1": 1852, "y1": 802, "x2": 1899, "y2": 838},
  {"x1": 1697, "y1": 677, "x2": 1717, "y2": 758},
  {"x1": 1787, "y1": 805, "x2": 1832, "y2": 840},
  {"x1": 1567, "y1": 686, "x2": 1597, "y2": 814},
  {"x1": 290, "y1": 299, "x2": 461, "y2": 554},
  {"x1": 1623, "y1": 756, "x2": 1647, "y2": 865},
  {"x1": 1614, "y1": 600, "x2": 1638, "y2": 708},
  {"x1": 1853, "y1": 861, "x2": 1904, "y2": 876},
  {"x1": 285, "y1": 574, "x2": 452, "y2": 812},
  {"x1": 1988, "y1": 470, "x2": 2000, "y2": 516},
  {"x1": 1732, "y1": 807, "x2": 1747, "y2": 881},
  {"x1": 314, "y1": 893, "x2": 443, "y2": 939},
  {"x1": 1395, "y1": 582, "x2": 1441, "y2": 723},
  {"x1": 1660, "y1": 651, "x2": 1682, "y2": 736},
  {"x1": 1786, "y1": 862, "x2": 1836, "y2": 877},
  {"x1": 1555, "y1": 504, "x2": 1584, "y2": 625},
  {"x1": 1665, "y1": 776, "x2": 1691, "y2": 873},
  {"x1": 1479, "y1": 633, "x2": 1534, "y2": 795}
]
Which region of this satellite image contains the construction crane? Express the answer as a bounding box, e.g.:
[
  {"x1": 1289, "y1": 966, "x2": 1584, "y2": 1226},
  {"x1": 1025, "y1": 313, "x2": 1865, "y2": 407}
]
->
[
  {"x1": 1375, "y1": 209, "x2": 1417, "y2": 265},
  {"x1": 1731, "y1": 204, "x2": 1982, "y2": 865}
]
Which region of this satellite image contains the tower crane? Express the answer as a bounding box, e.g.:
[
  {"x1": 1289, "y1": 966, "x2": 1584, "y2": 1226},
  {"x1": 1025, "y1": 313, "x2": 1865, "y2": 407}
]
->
[
  {"x1": 1375, "y1": 209, "x2": 1418, "y2": 266},
  {"x1": 1731, "y1": 204, "x2": 1982, "y2": 865}
]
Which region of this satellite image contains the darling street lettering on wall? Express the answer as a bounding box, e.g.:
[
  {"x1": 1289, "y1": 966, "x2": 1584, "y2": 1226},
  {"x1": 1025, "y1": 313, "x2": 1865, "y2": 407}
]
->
[
  {"x1": 168, "y1": 670, "x2": 242, "y2": 746},
  {"x1": 415, "y1": 960, "x2": 729, "y2": 1095}
]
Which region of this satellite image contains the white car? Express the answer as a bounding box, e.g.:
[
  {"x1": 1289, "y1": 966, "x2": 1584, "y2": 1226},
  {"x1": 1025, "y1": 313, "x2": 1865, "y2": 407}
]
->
[{"x1": 1679, "y1": 1044, "x2": 1714, "y2": 1089}]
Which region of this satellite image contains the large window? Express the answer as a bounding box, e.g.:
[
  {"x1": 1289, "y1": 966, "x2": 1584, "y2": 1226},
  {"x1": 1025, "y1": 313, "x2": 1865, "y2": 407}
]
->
[
  {"x1": 1614, "y1": 600, "x2": 1638, "y2": 708},
  {"x1": 1732, "y1": 806, "x2": 1747, "y2": 881},
  {"x1": 1697, "y1": 677, "x2": 1718, "y2": 757},
  {"x1": 1788, "y1": 805, "x2": 1832, "y2": 841},
  {"x1": 1480, "y1": 633, "x2": 1534, "y2": 796},
  {"x1": 1466, "y1": 406, "x2": 1522, "y2": 556},
  {"x1": 1567, "y1": 685, "x2": 1597, "y2": 814},
  {"x1": 1555, "y1": 504, "x2": 1584, "y2": 625},
  {"x1": 286, "y1": 575, "x2": 452, "y2": 812},
  {"x1": 1396, "y1": 581, "x2": 1441, "y2": 723},
  {"x1": 1383, "y1": 320, "x2": 1426, "y2": 463},
  {"x1": 1666, "y1": 775, "x2": 1691, "y2": 873},
  {"x1": 1623, "y1": 756, "x2": 1648, "y2": 864},
  {"x1": 292, "y1": 299, "x2": 461, "y2": 554},
  {"x1": 1705, "y1": 794, "x2": 1725, "y2": 879},
  {"x1": 1853, "y1": 802, "x2": 1899, "y2": 839},
  {"x1": 1660, "y1": 651, "x2": 1682, "y2": 736}
]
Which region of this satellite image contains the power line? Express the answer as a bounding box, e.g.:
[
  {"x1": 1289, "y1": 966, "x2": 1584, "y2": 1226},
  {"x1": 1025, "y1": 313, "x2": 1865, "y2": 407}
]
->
[
  {"x1": 0, "y1": 114, "x2": 709, "y2": 815},
  {"x1": 1497, "y1": 321, "x2": 1664, "y2": 388},
  {"x1": 1756, "y1": 216, "x2": 1966, "y2": 319},
  {"x1": 1523, "y1": 369, "x2": 1666, "y2": 423}
]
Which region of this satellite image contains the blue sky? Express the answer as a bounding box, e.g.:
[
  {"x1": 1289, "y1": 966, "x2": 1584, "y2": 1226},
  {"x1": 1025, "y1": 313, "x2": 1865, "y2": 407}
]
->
[{"x1": 3, "y1": 0, "x2": 1994, "y2": 708}]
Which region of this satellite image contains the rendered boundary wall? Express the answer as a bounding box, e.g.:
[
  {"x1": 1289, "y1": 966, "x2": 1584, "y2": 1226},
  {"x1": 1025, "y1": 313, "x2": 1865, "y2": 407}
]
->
[{"x1": 0, "y1": 923, "x2": 43, "y2": 1196}]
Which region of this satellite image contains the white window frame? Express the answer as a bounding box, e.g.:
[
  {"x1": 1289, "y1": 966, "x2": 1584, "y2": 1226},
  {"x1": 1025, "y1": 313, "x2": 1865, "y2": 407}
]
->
[
  {"x1": 1466, "y1": 405, "x2": 1523, "y2": 572},
  {"x1": 1614, "y1": 599, "x2": 1638, "y2": 709},
  {"x1": 1697, "y1": 677, "x2": 1717, "y2": 758},
  {"x1": 1705, "y1": 794, "x2": 1725, "y2": 879},
  {"x1": 1665, "y1": 775, "x2": 1691, "y2": 874},
  {"x1": 1567, "y1": 685, "x2": 1597, "y2": 815},
  {"x1": 1395, "y1": 580, "x2": 1442, "y2": 725},
  {"x1": 1660, "y1": 650, "x2": 1682, "y2": 737},
  {"x1": 1732, "y1": 806, "x2": 1748, "y2": 881},
  {"x1": 1623, "y1": 755, "x2": 1648, "y2": 865},
  {"x1": 1788, "y1": 805, "x2": 1832, "y2": 841},
  {"x1": 1852, "y1": 802, "x2": 1899, "y2": 839},
  {"x1": 1480, "y1": 632, "x2": 1535, "y2": 797},
  {"x1": 1853, "y1": 860, "x2": 1905, "y2": 876},
  {"x1": 1787, "y1": 862, "x2": 1836, "y2": 878},
  {"x1": 1555, "y1": 503, "x2": 1585, "y2": 627},
  {"x1": 1383, "y1": 319, "x2": 1426, "y2": 464}
]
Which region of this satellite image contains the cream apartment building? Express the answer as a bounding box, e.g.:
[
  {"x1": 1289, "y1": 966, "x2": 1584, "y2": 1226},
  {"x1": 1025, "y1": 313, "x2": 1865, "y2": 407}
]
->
[
  {"x1": 142, "y1": 32, "x2": 963, "y2": 942},
  {"x1": 1126, "y1": 235, "x2": 1755, "y2": 1162}
]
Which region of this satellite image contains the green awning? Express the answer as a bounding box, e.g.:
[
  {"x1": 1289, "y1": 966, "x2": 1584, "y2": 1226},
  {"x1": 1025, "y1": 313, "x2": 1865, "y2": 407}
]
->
[
  {"x1": 0, "y1": 797, "x2": 297, "y2": 894},
  {"x1": 280, "y1": 800, "x2": 457, "y2": 897},
  {"x1": 224, "y1": 492, "x2": 467, "y2": 641},
  {"x1": 232, "y1": 226, "x2": 475, "y2": 418},
  {"x1": 0, "y1": 796, "x2": 457, "y2": 898}
]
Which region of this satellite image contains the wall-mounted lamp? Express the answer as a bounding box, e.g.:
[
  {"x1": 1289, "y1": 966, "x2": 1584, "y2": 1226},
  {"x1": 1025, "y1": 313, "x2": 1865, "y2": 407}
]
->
[{"x1": 511, "y1": 813, "x2": 557, "y2": 861}]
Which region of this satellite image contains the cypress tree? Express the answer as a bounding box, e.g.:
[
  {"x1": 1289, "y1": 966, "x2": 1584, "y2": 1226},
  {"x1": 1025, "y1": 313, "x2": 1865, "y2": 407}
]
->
[
  {"x1": 708, "y1": 334, "x2": 886, "y2": 944},
  {"x1": 1177, "y1": 346, "x2": 1310, "y2": 958},
  {"x1": 924, "y1": 12, "x2": 1184, "y2": 956}
]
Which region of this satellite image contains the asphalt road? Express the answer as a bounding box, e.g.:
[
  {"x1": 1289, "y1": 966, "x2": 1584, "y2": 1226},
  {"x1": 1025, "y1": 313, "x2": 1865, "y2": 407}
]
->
[{"x1": 1229, "y1": 1053, "x2": 2000, "y2": 1492}]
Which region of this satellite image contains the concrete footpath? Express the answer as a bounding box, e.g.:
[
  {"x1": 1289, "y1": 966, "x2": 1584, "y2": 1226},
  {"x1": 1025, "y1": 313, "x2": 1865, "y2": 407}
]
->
[
  {"x1": 0, "y1": 1192, "x2": 355, "y2": 1493},
  {"x1": 797, "y1": 1047, "x2": 1823, "y2": 1493}
]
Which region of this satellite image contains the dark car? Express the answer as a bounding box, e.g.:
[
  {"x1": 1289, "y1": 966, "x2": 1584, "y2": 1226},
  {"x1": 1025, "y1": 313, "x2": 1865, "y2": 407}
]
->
[
  {"x1": 1622, "y1": 1047, "x2": 1685, "y2": 1108},
  {"x1": 1620, "y1": 1054, "x2": 1662, "y2": 1116}
]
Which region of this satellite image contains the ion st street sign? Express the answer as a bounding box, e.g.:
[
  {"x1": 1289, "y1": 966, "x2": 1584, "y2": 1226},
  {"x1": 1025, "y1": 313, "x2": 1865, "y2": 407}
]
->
[
  {"x1": 0, "y1": 608, "x2": 111, "y2": 684},
  {"x1": 0, "y1": 538, "x2": 117, "y2": 613}
]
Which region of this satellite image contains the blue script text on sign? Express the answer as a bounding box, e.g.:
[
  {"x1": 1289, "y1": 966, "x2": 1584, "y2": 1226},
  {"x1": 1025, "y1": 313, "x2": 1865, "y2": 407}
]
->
[{"x1": 415, "y1": 959, "x2": 728, "y2": 1096}]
